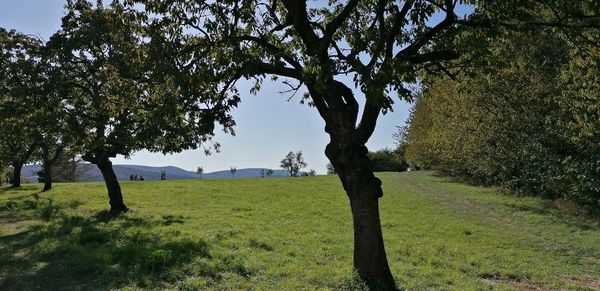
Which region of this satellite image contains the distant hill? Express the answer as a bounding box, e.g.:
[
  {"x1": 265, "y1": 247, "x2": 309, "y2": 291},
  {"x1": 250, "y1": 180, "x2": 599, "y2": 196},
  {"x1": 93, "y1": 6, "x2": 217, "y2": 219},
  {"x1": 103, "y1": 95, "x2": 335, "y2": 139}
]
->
[{"x1": 21, "y1": 164, "x2": 292, "y2": 182}]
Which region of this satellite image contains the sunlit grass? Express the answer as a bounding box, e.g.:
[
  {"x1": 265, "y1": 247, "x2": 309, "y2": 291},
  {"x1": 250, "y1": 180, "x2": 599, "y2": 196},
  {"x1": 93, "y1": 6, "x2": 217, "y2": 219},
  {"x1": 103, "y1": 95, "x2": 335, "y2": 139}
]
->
[{"x1": 0, "y1": 172, "x2": 598, "y2": 290}]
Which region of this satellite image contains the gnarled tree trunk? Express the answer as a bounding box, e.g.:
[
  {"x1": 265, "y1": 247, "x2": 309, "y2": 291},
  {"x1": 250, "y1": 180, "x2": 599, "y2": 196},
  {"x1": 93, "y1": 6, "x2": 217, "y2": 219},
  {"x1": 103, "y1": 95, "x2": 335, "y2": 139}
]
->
[
  {"x1": 42, "y1": 148, "x2": 52, "y2": 191},
  {"x1": 43, "y1": 164, "x2": 53, "y2": 191},
  {"x1": 11, "y1": 162, "x2": 23, "y2": 188},
  {"x1": 326, "y1": 141, "x2": 395, "y2": 289},
  {"x1": 96, "y1": 157, "x2": 128, "y2": 213},
  {"x1": 41, "y1": 145, "x2": 64, "y2": 192}
]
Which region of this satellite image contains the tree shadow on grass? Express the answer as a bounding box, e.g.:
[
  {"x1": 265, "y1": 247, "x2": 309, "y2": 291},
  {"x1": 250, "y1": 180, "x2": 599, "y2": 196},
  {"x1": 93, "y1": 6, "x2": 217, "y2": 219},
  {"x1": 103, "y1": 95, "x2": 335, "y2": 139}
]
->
[
  {"x1": 0, "y1": 184, "x2": 40, "y2": 193},
  {"x1": 0, "y1": 195, "x2": 215, "y2": 290},
  {"x1": 502, "y1": 201, "x2": 599, "y2": 231}
]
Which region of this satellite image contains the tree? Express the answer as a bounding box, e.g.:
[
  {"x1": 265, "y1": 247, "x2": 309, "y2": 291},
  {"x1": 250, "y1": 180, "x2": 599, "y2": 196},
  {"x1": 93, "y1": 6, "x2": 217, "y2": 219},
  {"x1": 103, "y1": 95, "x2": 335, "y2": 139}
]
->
[
  {"x1": 0, "y1": 25, "x2": 76, "y2": 192},
  {"x1": 131, "y1": 0, "x2": 596, "y2": 287},
  {"x1": 33, "y1": 98, "x2": 72, "y2": 191},
  {"x1": 280, "y1": 151, "x2": 307, "y2": 177},
  {"x1": 326, "y1": 163, "x2": 337, "y2": 175},
  {"x1": 46, "y1": 0, "x2": 231, "y2": 212},
  {"x1": 50, "y1": 151, "x2": 91, "y2": 182},
  {"x1": 259, "y1": 168, "x2": 266, "y2": 178},
  {"x1": 0, "y1": 28, "x2": 41, "y2": 188},
  {"x1": 265, "y1": 168, "x2": 274, "y2": 177},
  {"x1": 230, "y1": 166, "x2": 237, "y2": 178},
  {"x1": 196, "y1": 166, "x2": 204, "y2": 176}
]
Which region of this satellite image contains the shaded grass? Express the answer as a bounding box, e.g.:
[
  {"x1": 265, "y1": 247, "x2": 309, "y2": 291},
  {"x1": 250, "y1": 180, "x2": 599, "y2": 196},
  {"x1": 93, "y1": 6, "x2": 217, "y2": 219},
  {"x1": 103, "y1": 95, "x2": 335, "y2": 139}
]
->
[{"x1": 0, "y1": 172, "x2": 598, "y2": 290}]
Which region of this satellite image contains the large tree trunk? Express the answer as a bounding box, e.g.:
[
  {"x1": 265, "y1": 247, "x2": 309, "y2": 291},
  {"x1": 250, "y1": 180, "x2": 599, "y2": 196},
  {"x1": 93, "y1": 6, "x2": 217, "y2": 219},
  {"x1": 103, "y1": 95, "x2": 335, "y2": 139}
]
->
[
  {"x1": 96, "y1": 157, "x2": 128, "y2": 213},
  {"x1": 42, "y1": 149, "x2": 52, "y2": 192},
  {"x1": 11, "y1": 162, "x2": 23, "y2": 188},
  {"x1": 326, "y1": 142, "x2": 395, "y2": 289},
  {"x1": 349, "y1": 194, "x2": 394, "y2": 289},
  {"x1": 42, "y1": 161, "x2": 52, "y2": 192}
]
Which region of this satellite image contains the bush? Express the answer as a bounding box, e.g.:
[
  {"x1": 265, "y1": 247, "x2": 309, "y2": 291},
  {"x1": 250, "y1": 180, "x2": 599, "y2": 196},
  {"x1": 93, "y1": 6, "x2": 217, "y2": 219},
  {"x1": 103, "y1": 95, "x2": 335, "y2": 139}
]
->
[{"x1": 368, "y1": 149, "x2": 409, "y2": 172}]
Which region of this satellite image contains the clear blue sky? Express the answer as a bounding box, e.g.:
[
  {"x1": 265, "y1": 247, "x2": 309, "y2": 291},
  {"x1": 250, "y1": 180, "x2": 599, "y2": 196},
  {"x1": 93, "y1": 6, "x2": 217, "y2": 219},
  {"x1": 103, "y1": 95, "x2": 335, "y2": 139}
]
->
[{"x1": 0, "y1": 1, "x2": 429, "y2": 174}]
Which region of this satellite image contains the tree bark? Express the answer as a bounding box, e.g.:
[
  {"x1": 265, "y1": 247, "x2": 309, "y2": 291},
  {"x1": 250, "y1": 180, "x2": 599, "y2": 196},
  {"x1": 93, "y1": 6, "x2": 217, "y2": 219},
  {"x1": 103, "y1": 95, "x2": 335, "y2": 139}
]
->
[
  {"x1": 11, "y1": 162, "x2": 23, "y2": 188},
  {"x1": 41, "y1": 146, "x2": 64, "y2": 192},
  {"x1": 42, "y1": 156, "x2": 53, "y2": 192},
  {"x1": 96, "y1": 157, "x2": 128, "y2": 213},
  {"x1": 326, "y1": 142, "x2": 396, "y2": 289},
  {"x1": 42, "y1": 146, "x2": 52, "y2": 191},
  {"x1": 349, "y1": 195, "x2": 394, "y2": 289}
]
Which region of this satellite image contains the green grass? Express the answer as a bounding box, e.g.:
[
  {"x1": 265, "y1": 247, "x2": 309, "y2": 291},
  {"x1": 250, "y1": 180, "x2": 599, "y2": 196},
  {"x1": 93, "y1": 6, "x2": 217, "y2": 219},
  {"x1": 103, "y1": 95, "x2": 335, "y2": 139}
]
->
[{"x1": 0, "y1": 171, "x2": 598, "y2": 290}]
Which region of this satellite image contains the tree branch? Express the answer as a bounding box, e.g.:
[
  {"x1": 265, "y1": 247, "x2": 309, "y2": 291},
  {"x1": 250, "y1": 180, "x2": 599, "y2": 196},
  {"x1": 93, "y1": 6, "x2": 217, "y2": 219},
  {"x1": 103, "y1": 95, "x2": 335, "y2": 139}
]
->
[
  {"x1": 321, "y1": 0, "x2": 360, "y2": 56},
  {"x1": 395, "y1": 2, "x2": 456, "y2": 62},
  {"x1": 252, "y1": 62, "x2": 301, "y2": 80},
  {"x1": 235, "y1": 35, "x2": 303, "y2": 69},
  {"x1": 407, "y1": 50, "x2": 459, "y2": 64},
  {"x1": 281, "y1": 0, "x2": 321, "y2": 56}
]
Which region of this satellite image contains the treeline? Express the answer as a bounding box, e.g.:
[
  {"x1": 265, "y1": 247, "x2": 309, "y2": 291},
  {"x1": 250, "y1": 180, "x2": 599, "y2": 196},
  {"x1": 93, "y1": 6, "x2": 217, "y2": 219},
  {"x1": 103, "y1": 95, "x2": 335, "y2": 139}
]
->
[{"x1": 402, "y1": 27, "x2": 599, "y2": 211}]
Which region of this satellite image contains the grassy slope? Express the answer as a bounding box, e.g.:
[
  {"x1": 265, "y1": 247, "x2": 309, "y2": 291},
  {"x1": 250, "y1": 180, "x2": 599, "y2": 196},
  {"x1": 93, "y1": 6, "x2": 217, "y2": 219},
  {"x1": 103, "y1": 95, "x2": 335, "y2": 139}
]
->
[{"x1": 0, "y1": 171, "x2": 598, "y2": 290}]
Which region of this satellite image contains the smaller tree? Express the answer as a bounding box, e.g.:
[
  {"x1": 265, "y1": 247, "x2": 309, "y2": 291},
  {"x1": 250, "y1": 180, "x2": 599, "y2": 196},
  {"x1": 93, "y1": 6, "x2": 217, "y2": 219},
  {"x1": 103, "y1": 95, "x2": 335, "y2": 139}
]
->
[
  {"x1": 266, "y1": 169, "x2": 274, "y2": 177},
  {"x1": 196, "y1": 166, "x2": 204, "y2": 177},
  {"x1": 230, "y1": 167, "x2": 237, "y2": 178},
  {"x1": 259, "y1": 169, "x2": 266, "y2": 178},
  {"x1": 308, "y1": 169, "x2": 317, "y2": 176},
  {"x1": 326, "y1": 163, "x2": 336, "y2": 175},
  {"x1": 280, "y1": 151, "x2": 307, "y2": 177}
]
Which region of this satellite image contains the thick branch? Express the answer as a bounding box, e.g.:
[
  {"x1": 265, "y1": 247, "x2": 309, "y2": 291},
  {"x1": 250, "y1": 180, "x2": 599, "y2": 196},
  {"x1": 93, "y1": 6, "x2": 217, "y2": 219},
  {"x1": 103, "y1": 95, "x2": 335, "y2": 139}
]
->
[
  {"x1": 356, "y1": 100, "x2": 380, "y2": 144},
  {"x1": 385, "y1": 0, "x2": 415, "y2": 61},
  {"x1": 253, "y1": 62, "x2": 301, "y2": 80},
  {"x1": 281, "y1": 0, "x2": 321, "y2": 56},
  {"x1": 395, "y1": 3, "x2": 456, "y2": 62},
  {"x1": 408, "y1": 50, "x2": 459, "y2": 64}
]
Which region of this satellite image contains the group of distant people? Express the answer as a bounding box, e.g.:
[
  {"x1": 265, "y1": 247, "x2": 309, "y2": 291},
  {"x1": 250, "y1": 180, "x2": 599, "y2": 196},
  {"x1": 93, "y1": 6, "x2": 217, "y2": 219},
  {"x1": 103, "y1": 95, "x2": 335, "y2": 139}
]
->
[
  {"x1": 129, "y1": 171, "x2": 167, "y2": 181},
  {"x1": 129, "y1": 174, "x2": 145, "y2": 181}
]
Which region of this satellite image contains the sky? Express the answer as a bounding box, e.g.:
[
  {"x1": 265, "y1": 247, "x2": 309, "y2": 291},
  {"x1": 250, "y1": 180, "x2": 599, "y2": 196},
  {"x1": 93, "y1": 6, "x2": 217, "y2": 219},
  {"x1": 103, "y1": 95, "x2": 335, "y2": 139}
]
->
[{"x1": 0, "y1": 1, "x2": 437, "y2": 174}]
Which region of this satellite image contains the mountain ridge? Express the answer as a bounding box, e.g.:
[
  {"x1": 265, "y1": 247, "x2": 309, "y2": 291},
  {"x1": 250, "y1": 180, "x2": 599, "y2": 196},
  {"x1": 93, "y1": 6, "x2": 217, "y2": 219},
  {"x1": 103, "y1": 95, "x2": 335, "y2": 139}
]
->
[{"x1": 21, "y1": 164, "x2": 292, "y2": 182}]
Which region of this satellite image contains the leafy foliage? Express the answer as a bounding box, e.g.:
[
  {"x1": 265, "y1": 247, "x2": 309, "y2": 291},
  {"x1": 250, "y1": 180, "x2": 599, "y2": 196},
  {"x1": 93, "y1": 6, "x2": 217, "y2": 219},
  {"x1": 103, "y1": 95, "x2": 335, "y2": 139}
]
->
[
  {"x1": 0, "y1": 28, "x2": 43, "y2": 172},
  {"x1": 403, "y1": 25, "x2": 600, "y2": 211},
  {"x1": 280, "y1": 151, "x2": 307, "y2": 177},
  {"x1": 368, "y1": 149, "x2": 409, "y2": 172}
]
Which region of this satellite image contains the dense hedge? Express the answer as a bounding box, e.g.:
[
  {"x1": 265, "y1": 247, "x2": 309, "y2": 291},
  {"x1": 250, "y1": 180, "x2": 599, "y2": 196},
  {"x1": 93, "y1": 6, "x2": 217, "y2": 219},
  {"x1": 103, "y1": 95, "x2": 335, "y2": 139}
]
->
[
  {"x1": 403, "y1": 30, "x2": 599, "y2": 212},
  {"x1": 368, "y1": 149, "x2": 409, "y2": 172}
]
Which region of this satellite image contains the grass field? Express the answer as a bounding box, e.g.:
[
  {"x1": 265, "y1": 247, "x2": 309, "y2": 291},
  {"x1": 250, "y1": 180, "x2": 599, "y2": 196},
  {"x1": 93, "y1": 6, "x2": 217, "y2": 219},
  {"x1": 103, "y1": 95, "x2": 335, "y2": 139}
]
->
[{"x1": 0, "y1": 171, "x2": 598, "y2": 290}]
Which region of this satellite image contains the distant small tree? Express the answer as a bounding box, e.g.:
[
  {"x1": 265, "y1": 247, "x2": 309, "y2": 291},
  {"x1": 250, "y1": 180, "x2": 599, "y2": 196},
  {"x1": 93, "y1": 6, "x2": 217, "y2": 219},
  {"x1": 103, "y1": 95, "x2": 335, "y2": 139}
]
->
[
  {"x1": 196, "y1": 166, "x2": 204, "y2": 178},
  {"x1": 266, "y1": 169, "x2": 274, "y2": 177},
  {"x1": 259, "y1": 169, "x2": 266, "y2": 178},
  {"x1": 52, "y1": 152, "x2": 91, "y2": 182},
  {"x1": 160, "y1": 170, "x2": 167, "y2": 180},
  {"x1": 308, "y1": 169, "x2": 317, "y2": 176},
  {"x1": 230, "y1": 166, "x2": 237, "y2": 178},
  {"x1": 326, "y1": 163, "x2": 337, "y2": 175},
  {"x1": 280, "y1": 151, "x2": 307, "y2": 177}
]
